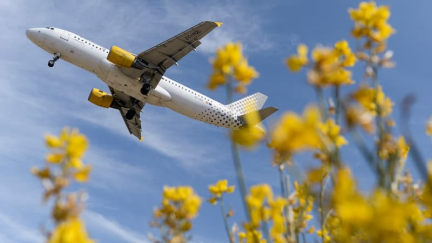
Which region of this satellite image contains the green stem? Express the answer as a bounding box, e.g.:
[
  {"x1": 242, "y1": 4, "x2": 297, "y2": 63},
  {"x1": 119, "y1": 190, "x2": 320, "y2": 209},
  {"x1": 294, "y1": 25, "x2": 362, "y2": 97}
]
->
[
  {"x1": 349, "y1": 127, "x2": 384, "y2": 177},
  {"x1": 285, "y1": 175, "x2": 295, "y2": 241},
  {"x1": 319, "y1": 176, "x2": 328, "y2": 243},
  {"x1": 315, "y1": 86, "x2": 328, "y2": 120},
  {"x1": 370, "y1": 57, "x2": 387, "y2": 188},
  {"x1": 220, "y1": 195, "x2": 234, "y2": 243},
  {"x1": 334, "y1": 86, "x2": 341, "y2": 125},
  {"x1": 226, "y1": 77, "x2": 251, "y2": 221},
  {"x1": 279, "y1": 166, "x2": 290, "y2": 239},
  {"x1": 262, "y1": 219, "x2": 271, "y2": 243}
]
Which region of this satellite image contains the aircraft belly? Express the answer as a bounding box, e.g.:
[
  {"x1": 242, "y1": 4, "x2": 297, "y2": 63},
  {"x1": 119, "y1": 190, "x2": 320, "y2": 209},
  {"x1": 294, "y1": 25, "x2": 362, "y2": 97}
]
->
[
  {"x1": 105, "y1": 67, "x2": 142, "y2": 96},
  {"x1": 163, "y1": 89, "x2": 208, "y2": 119}
]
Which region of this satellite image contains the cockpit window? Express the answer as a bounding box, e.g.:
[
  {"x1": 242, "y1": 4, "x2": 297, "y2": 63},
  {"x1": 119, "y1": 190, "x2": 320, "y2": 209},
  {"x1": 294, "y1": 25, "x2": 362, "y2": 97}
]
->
[{"x1": 46, "y1": 27, "x2": 55, "y2": 30}]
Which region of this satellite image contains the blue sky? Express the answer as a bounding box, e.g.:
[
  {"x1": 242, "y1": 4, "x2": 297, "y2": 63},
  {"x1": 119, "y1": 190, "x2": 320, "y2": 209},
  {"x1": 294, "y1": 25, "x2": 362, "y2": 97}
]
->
[{"x1": 1, "y1": 0, "x2": 432, "y2": 242}]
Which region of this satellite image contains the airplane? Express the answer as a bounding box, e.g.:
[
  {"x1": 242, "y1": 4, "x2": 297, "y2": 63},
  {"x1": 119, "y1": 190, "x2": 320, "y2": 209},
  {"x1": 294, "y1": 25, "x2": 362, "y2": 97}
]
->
[{"x1": 26, "y1": 21, "x2": 277, "y2": 140}]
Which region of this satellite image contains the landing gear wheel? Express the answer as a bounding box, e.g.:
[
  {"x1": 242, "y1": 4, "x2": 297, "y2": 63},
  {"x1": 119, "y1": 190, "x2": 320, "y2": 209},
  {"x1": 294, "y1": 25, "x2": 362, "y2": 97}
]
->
[
  {"x1": 140, "y1": 83, "x2": 151, "y2": 96},
  {"x1": 126, "y1": 109, "x2": 136, "y2": 120},
  {"x1": 48, "y1": 53, "x2": 61, "y2": 68}
]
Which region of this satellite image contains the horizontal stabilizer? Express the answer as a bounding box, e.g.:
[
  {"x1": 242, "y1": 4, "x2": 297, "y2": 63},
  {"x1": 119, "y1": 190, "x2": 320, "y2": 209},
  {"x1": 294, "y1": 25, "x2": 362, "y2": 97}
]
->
[
  {"x1": 239, "y1": 106, "x2": 278, "y2": 126},
  {"x1": 227, "y1": 93, "x2": 268, "y2": 115}
]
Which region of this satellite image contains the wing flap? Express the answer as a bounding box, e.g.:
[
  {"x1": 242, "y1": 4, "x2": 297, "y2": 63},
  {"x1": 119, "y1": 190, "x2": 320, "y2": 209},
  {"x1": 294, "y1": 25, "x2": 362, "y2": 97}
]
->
[{"x1": 109, "y1": 87, "x2": 145, "y2": 140}]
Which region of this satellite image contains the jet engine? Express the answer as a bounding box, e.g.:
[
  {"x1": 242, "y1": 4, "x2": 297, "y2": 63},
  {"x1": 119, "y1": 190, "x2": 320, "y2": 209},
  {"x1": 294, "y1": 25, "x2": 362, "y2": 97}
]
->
[
  {"x1": 88, "y1": 88, "x2": 114, "y2": 108},
  {"x1": 107, "y1": 46, "x2": 147, "y2": 69}
]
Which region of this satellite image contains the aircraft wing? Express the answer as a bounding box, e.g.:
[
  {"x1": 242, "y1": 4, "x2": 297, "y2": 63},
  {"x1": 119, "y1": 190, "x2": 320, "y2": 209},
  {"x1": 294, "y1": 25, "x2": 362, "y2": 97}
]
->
[
  {"x1": 109, "y1": 86, "x2": 145, "y2": 140},
  {"x1": 119, "y1": 21, "x2": 222, "y2": 87}
]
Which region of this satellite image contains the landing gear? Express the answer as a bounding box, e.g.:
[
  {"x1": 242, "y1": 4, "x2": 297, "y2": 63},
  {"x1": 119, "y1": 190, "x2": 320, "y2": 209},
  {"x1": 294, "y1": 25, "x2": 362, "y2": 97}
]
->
[
  {"x1": 48, "y1": 53, "x2": 61, "y2": 67},
  {"x1": 126, "y1": 109, "x2": 136, "y2": 120},
  {"x1": 140, "y1": 83, "x2": 151, "y2": 96}
]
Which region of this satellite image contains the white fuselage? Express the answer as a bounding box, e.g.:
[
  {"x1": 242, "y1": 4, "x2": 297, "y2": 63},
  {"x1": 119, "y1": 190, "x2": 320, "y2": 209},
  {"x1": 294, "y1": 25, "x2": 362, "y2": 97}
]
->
[{"x1": 26, "y1": 27, "x2": 244, "y2": 129}]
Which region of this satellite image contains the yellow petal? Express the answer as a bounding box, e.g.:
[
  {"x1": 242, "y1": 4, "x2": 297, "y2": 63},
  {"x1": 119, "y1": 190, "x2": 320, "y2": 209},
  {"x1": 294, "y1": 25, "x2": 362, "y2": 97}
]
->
[
  {"x1": 68, "y1": 158, "x2": 83, "y2": 169},
  {"x1": 74, "y1": 166, "x2": 92, "y2": 183},
  {"x1": 31, "y1": 167, "x2": 51, "y2": 179},
  {"x1": 227, "y1": 186, "x2": 235, "y2": 194},
  {"x1": 46, "y1": 153, "x2": 64, "y2": 163},
  {"x1": 45, "y1": 134, "x2": 63, "y2": 148}
]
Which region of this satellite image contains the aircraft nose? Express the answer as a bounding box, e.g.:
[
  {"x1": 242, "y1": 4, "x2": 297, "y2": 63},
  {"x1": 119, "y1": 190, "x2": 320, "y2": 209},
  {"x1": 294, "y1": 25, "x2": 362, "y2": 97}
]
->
[{"x1": 26, "y1": 28, "x2": 38, "y2": 42}]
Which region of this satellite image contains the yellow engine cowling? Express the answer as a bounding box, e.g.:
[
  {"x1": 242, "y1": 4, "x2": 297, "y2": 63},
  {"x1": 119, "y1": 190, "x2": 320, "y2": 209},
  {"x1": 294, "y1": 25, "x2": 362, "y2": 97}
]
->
[
  {"x1": 107, "y1": 46, "x2": 136, "y2": 68},
  {"x1": 88, "y1": 88, "x2": 114, "y2": 108}
]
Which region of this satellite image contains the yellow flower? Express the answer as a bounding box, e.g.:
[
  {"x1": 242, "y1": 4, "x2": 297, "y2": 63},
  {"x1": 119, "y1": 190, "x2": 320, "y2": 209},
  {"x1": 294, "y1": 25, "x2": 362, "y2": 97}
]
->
[
  {"x1": 301, "y1": 43, "x2": 356, "y2": 87},
  {"x1": 208, "y1": 72, "x2": 225, "y2": 90},
  {"x1": 349, "y1": 2, "x2": 395, "y2": 43},
  {"x1": 316, "y1": 229, "x2": 331, "y2": 243},
  {"x1": 248, "y1": 184, "x2": 273, "y2": 207},
  {"x1": 318, "y1": 119, "x2": 348, "y2": 149},
  {"x1": 209, "y1": 42, "x2": 258, "y2": 92},
  {"x1": 352, "y1": 85, "x2": 393, "y2": 117},
  {"x1": 231, "y1": 106, "x2": 265, "y2": 148},
  {"x1": 269, "y1": 106, "x2": 321, "y2": 163},
  {"x1": 48, "y1": 217, "x2": 94, "y2": 243},
  {"x1": 159, "y1": 186, "x2": 202, "y2": 220},
  {"x1": 208, "y1": 197, "x2": 218, "y2": 205},
  {"x1": 66, "y1": 132, "x2": 88, "y2": 159},
  {"x1": 68, "y1": 158, "x2": 83, "y2": 169},
  {"x1": 286, "y1": 44, "x2": 308, "y2": 72},
  {"x1": 397, "y1": 136, "x2": 409, "y2": 160},
  {"x1": 73, "y1": 165, "x2": 91, "y2": 183},
  {"x1": 213, "y1": 43, "x2": 243, "y2": 72},
  {"x1": 45, "y1": 134, "x2": 64, "y2": 148},
  {"x1": 234, "y1": 60, "x2": 259, "y2": 83},
  {"x1": 46, "y1": 153, "x2": 64, "y2": 164},
  {"x1": 306, "y1": 166, "x2": 329, "y2": 184},
  {"x1": 208, "y1": 179, "x2": 235, "y2": 197},
  {"x1": 334, "y1": 40, "x2": 351, "y2": 56},
  {"x1": 238, "y1": 228, "x2": 267, "y2": 243},
  {"x1": 324, "y1": 68, "x2": 354, "y2": 86}
]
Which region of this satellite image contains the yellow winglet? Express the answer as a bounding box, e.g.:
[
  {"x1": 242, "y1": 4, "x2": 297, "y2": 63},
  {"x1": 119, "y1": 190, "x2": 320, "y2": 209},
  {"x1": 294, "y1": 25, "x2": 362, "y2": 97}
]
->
[
  {"x1": 140, "y1": 137, "x2": 144, "y2": 142},
  {"x1": 215, "y1": 22, "x2": 223, "y2": 27}
]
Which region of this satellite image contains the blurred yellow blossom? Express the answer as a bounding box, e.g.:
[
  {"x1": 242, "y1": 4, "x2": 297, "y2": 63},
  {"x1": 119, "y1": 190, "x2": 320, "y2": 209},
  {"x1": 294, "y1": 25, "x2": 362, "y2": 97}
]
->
[
  {"x1": 48, "y1": 217, "x2": 94, "y2": 243},
  {"x1": 318, "y1": 119, "x2": 348, "y2": 149},
  {"x1": 46, "y1": 153, "x2": 64, "y2": 164},
  {"x1": 286, "y1": 44, "x2": 308, "y2": 72},
  {"x1": 231, "y1": 106, "x2": 265, "y2": 148},
  {"x1": 152, "y1": 185, "x2": 201, "y2": 241},
  {"x1": 208, "y1": 180, "x2": 235, "y2": 205},
  {"x1": 397, "y1": 136, "x2": 409, "y2": 160},
  {"x1": 268, "y1": 106, "x2": 321, "y2": 164},
  {"x1": 208, "y1": 42, "x2": 258, "y2": 93},
  {"x1": 34, "y1": 128, "x2": 94, "y2": 243},
  {"x1": 349, "y1": 2, "x2": 395, "y2": 43},
  {"x1": 288, "y1": 41, "x2": 356, "y2": 87},
  {"x1": 73, "y1": 165, "x2": 92, "y2": 183},
  {"x1": 242, "y1": 185, "x2": 289, "y2": 243},
  {"x1": 352, "y1": 85, "x2": 393, "y2": 117},
  {"x1": 316, "y1": 229, "x2": 331, "y2": 243},
  {"x1": 238, "y1": 227, "x2": 267, "y2": 243},
  {"x1": 234, "y1": 60, "x2": 259, "y2": 83}
]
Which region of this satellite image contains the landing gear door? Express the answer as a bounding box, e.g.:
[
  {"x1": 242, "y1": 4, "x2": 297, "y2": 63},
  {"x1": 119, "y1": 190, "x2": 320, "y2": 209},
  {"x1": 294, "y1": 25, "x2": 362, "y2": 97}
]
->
[{"x1": 60, "y1": 31, "x2": 70, "y2": 41}]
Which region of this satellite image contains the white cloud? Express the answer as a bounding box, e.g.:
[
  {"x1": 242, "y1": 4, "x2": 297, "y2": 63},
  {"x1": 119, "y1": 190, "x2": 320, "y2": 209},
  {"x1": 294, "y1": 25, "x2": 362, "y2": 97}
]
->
[
  {"x1": 85, "y1": 210, "x2": 149, "y2": 243},
  {"x1": 0, "y1": 213, "x2": 43, "y2": 243}
]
